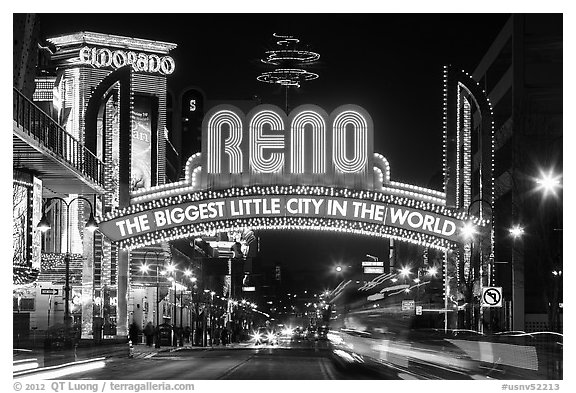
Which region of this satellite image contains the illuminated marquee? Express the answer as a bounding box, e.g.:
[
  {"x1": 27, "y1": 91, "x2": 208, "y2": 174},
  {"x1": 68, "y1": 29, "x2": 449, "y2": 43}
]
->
[
  {"x1": 201, "y1": 104, "x2": 373, "y2": 189},
  {"x1": 79, "y1": 46, "x2": 175, "y2": 75},
  {"x1": 102, "y1": 195, "x2": 458, "y2": 242},
  {"x1": 97, "y1": 104, "x2": 486, "y2": 250}
]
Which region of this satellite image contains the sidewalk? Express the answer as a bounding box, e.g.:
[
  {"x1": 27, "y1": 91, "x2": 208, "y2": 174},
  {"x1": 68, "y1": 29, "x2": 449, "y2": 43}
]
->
[
  {"x1": 14, "y1": 341, "x2": 130, "y2": 371},
  {"x1": 14, "y1": 340, "x2": 254, "y2": 376}
]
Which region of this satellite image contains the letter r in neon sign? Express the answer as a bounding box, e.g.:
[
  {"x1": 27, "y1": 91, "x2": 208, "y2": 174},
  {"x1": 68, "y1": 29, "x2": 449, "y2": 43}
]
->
[{"x1": 206, "y1": 110, "x2": 243, "y2": 174}]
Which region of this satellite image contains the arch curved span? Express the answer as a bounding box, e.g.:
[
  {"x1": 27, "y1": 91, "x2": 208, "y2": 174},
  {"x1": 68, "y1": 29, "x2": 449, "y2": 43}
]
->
[{"x1": 98, "y1": 185, "x2": 482, "y2": 251}]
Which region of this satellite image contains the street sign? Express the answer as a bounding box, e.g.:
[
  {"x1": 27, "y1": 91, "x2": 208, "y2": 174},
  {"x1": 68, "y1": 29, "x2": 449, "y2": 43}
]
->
[
  {"x1": 242, "y1": 286, "x2": 256, "y2": 292},
  {"x1": 362, "y1": 261, "x2": 384, "y2": 267},
  {"x1": 481, "y1": 287, "x2": 503, "y2": 307},
  {"x1": 364, "y1": 267, "x2": 385, "y2": 274},
  {"x1": 401, "y1": 299, "x2": 415, "y2": 311},
  {"x1": 415, "y1": 305, "x2": 423, "y2": 315},
  {"x1": 41, "y1": 289, "x2": 58, "y2": 295}
]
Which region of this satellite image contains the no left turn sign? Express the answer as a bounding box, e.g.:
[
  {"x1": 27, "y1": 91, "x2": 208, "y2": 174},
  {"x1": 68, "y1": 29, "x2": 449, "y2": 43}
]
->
[{"x1": 481, "y1": 287, "x2": 503, "y2": 307}]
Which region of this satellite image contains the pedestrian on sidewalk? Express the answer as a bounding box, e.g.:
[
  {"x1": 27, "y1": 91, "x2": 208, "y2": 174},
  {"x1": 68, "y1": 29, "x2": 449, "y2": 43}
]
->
[
  {"x1": 184, "y1": 326, "x2": 191, "y2": 344},
  {"x1": 144, "y1": 322, "x2": 154, "y2": 347},
  {"x1": 129, "y1": 322, "x2": 140, "y2": 345},
  {"x1": 220, "y1": 328, "x2": 229, "y2": 346}
]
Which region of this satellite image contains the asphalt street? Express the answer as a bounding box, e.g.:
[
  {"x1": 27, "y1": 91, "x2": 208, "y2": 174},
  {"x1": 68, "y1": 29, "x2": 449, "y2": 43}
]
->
[
  {"x1": 15, "y1": 335, "x2": 561, "y2": 380},
  {"x1": 58, "y1": 340, "x2": 393, "y2": 380}
]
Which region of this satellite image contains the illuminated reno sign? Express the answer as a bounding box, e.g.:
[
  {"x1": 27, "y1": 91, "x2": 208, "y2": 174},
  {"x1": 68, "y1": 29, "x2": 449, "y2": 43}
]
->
[
  {"x1": 201, "y1": 104, "x2": 373, "y2": 190},
  {"x1": 98, "y1": 104, "x2": 485, "y2": 250},
  {"x1": 79, "y1": 46, "x2": 175, "y2": 75}
]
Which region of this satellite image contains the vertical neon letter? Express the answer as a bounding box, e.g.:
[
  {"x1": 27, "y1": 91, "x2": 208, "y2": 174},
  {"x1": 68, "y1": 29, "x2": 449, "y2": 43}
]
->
[
  {"x1": 207, "y1": 110, "x2": 243, "y2": 174},
  {"x1": 249, "y1": 110, "x2": 285, "y2": 173},
  {"x1": 290, "y1": 111, "x2": 326, "y2": 174},
  {"x1": 332, "y1": 111, "x2": 368, "y2": 173}
]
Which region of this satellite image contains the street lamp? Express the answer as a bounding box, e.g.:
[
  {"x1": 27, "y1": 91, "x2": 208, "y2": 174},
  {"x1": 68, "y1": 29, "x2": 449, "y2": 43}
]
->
[
  {"x1": 535, "y1": 169, "x2": 562, "y2": 333},
  {"x1": 165, "y1": 264, "x2": 197, "y2": 346},
  {"x1": 509, "y1": 224, "x2": 524, "y2": 331},
  {"x1": 460, "y1": 223, "x2": 477, "y2": 330},
  {"x1": 535, "y1": 169, "x2": 562, "y2": 196},
  {"x1": 399, "y1": 266, "x2": 411, "y2": 281},
  {"x1": 140, "y1": 250, "x2": 170, "y2": 348},
  {"x1": 461, "y1": 222, "x2": 477, "y2": 240},
  {"x1": 37, "y1": 196, "x2": 98, "y2": 343},
  {"x1": 509, "y1": 225, "x2": 525, "y2": 239},
  {"x1": 210, "y1": 291, "x2": 215, "y2": 346},
  {"x1": 463, "y1": 198, "x2": 493, "y2": 332},
  {"x1": 202, "y1": 290, "x2": 217, "y2": 346},
  {"x1": 186, "y1": 274, "x2": 197, "y2": 344},
  {"x1": 167, "y1": 276, "x2": 178, "y2": 345},
  {"x1": 417, "y1": 266, "x2": 439, "y2": 303},
  {"x1": 427, "y1": 266, "x2": 438, "y2": 277}
]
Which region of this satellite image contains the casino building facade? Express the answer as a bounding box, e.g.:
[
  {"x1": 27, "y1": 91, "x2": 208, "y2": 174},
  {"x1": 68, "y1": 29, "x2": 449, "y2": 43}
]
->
[{"x1": 13, "y1": 20, "x2": 182, "y2": 342}]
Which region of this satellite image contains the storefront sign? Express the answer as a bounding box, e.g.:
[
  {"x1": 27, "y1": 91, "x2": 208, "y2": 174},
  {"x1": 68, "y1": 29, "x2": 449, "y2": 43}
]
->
[
  {"x1": 362, "y1": 261, "x2": 384, "y2": 267},
  {"x1": 401, "y1": 300, "x2": 415, "y2": 311},
  {"x1": 364, "y1": 267, "x2": 385, "y2": 274},
  {"x1": 79, "y1": 46, "x2": 175, "y2": 75}
]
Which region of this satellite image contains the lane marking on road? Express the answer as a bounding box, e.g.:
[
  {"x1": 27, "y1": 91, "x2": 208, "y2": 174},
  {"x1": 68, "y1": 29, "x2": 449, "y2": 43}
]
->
[
  {"x1": 398, "y1": 372, "x2": 420, "y2": 380},
  {"x1": 149, "y1": 356, "x2": 192, "y2": 361},
  {"x1": 376, "y1": 359, "x2": 425, "y2": 380},
  {"x1": 318, "y1": 358, "x2": 336, "y2": 380},
  {"x1": 216, "y1": 352, "x2": 258, "y2": 380}
]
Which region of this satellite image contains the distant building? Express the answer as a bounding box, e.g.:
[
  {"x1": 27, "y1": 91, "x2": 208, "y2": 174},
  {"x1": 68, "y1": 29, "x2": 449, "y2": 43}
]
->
[
  {"x1": 472, "y1": 14, "x2": 562, "y2": 332},
  {"x1": 168, "y1": 86, "x2": 262, "y2": 177}
]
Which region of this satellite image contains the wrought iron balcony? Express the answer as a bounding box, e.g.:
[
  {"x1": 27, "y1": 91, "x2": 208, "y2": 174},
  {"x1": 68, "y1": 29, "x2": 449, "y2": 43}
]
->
[{"x1": 13, "y1": 88, "x2": 106, "y2": 195}]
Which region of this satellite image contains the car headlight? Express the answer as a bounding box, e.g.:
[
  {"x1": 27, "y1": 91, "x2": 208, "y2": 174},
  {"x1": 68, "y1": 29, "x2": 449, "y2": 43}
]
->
[
  {"x1": 252, "y1": 332, "x2": 262, "y2": 341},
  {"x1": 267, "y1": 333, "x2": 275, "y2": 341}
]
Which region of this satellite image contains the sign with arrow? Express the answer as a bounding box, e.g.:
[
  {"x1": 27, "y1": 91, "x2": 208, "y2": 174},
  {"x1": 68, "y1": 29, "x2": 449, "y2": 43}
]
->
[{"x1": 481, "y1": 287, "x2": 502, "y2": 308}]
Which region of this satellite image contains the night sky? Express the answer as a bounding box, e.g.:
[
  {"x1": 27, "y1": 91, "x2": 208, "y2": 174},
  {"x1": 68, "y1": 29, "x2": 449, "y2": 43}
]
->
[{"x1": 37, "y1": 13, "x2": 511, "y2": 292}]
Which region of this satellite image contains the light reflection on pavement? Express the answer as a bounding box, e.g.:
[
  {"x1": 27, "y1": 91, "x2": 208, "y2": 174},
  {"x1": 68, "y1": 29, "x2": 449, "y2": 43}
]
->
[{"x1": 14, "y1": 333, "x2": 562, "y2": 380}]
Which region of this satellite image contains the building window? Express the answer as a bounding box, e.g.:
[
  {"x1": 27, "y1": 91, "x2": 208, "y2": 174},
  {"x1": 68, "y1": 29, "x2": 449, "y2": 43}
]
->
[{"x1": 13, "y1": 298, "x2": 35, "y2": 312}]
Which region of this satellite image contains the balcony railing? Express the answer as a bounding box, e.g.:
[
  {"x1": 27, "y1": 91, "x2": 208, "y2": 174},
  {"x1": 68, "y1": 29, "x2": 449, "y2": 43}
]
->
[{"x1": 13, "y1": 88, "x2": 104, "y2": 187}]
